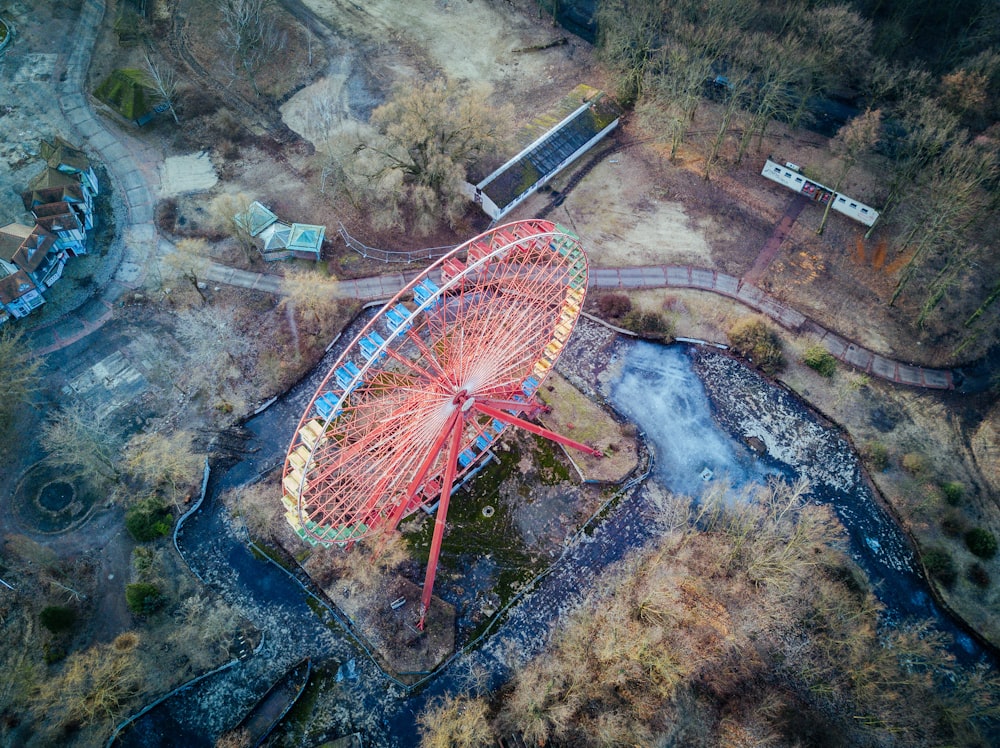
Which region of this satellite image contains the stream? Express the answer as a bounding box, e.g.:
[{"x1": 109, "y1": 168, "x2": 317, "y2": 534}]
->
[{"x1": 117, "y1": 321, "x2": 994, "y2": 746}]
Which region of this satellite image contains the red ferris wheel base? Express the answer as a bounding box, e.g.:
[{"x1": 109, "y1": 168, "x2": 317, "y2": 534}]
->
[{"x1": 417, "y1": 394, "x2": 602, "y2": 630}]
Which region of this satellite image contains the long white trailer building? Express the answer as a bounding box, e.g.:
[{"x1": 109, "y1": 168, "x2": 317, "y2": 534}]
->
[{"x1": 761, "y1": 158, "x2": 880, "y2": 227}]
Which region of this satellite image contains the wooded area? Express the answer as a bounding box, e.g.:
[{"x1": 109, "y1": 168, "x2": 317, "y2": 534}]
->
[{"x1": 597, "y1": 0, "x2": 1000, "y2": 357}]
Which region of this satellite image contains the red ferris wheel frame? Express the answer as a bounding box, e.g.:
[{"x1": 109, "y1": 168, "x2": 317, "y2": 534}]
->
[{"x1": 281, "y1": 219, "x2": 600, "y2": 627}]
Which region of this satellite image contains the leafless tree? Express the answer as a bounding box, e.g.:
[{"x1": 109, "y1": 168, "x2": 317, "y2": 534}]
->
[
  {"x1": 0, "y1": 326, "x2": 41, "y2": 441},
  {"x1": 163, "y1": 238, "x2": 211, "y2": 303},
  {"x1": 124, "y1": 429, "x2": 203, "y2": 507},
  {"x1": 817, "y1": 108, "x2": 882, "y2": 234},
  {"x1": 218, "y1": 0, "x2": 286, "y2": 96},
  {"x1": 354, "y1": 78, "x2": 512, "y2": 233},
  {"x1": 209, "y1": 192, "x2": 257, "y2": 263},
  {"x1": 143, "y1": 50, "x2": 180, "y2": 124},
  {"x1": 42, "y1": 406, "x2": 122, "y2": 490}
]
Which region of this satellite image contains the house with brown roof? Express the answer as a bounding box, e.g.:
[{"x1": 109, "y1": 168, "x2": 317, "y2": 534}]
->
[
  {"x1": 23, "y1": 168, "x2": 95, "y2": 230},
  {"x1": 0, "y1": 138, "x2": 100, "y2": 327},
  {"x1": 0, "y1": 222, "x2": 67, "y2": 290},
  {"x1": 40, "y1": 136, "x2": 100, "y2": 197},
  {"x1": 31, "y1": 202, "x2": 87, "y2": 256},
  {"x1": 0, "y1": 269, "x2": 44, "y2": 322}
]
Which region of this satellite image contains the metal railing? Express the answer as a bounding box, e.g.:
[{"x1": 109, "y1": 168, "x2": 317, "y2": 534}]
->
[{"x1": 338, "y1": 222, "x2": 454, "y2": 264}]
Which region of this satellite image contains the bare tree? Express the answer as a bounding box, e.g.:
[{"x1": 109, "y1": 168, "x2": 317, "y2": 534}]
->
[
  {"x1": 209, "y1": 192, "x2": 257, "y2": 263},
  {"x1": 817, "y1": 108, "x2": 882, "y2": 234},
  {"x1": 163, "y1": 238, "x2": 211, "y2": 303},
  {"x1": 33, "y1": 632, "x2": 143, "y2": 729},
  {"x1": 143, "y1": 50, "x2": 180, "y2": 124},
  {"x1": 0, "y1": 326, "x2": 41, "y2": 440},
  {"x1": 42, "y1": 406, "x2": 122, "y2": 490},
  {"x1": 279, "y1": 267, "x2": 340, "y2": 328},
  {"x1": 355, "y1": 78, "x2": 512, "y2": 233},
  {"x1": 124, "y1": 429, "x2": 203, "y2": 506},
  {"x1": 637, "y1": 41, "x2": 712, "y2": 161},
  {"x1": 890, "y1": 137, "x2": 997, "y2": 305},
  {"x1": 595, "y1": 0, "x2": 663, "y2": 104},
  {"x1": 218, "y1": 0, "x2": 286, "y2": 97}
]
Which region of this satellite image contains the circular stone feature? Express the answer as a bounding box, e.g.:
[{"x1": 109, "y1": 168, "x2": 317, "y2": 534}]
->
[
  {"x1": 38, "y1": 481, "x2": 76, "y2": 512},
  {"x1": 12, "y1": 462, "x2": 97, "y2": 534},
  {"x1": 481, "y1": 505, "x2": 495, "y2": 518}
]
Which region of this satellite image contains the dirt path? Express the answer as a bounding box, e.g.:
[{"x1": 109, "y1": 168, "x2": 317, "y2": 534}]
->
[{"x1": 744, "y1": 195, "x2": 806, "y2": 285}]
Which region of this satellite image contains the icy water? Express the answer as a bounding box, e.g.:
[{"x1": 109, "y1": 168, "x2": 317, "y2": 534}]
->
[{"x1": 608, "y1": 342, "x2": 781, "y2": 495}]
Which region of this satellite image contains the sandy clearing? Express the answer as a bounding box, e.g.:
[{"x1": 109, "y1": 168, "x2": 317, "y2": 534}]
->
[
  {"x1": 300, "y1": 0, "x2": 561, "y2": 88},
  {"x1": 546, "y1": 157, "x2": 716, "y2": 267},
  {"x1": 159, "y1": 152, "x2": 219, "y2": 197}
]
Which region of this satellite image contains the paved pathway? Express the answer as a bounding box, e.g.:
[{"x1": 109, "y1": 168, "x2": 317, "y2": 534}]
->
[{"x1": 25, "y1": 0, "x2": 159, "y2": 356}]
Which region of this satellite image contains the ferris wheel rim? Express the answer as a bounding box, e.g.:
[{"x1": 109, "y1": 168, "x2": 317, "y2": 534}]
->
[{"x1": 282, "y1": 220, "x2": 589, "y2": 544}]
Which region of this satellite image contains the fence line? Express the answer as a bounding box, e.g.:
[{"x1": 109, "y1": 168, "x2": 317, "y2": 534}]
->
[{"x1": 338, "y1": 222, "x2": 454, "y2": 264}]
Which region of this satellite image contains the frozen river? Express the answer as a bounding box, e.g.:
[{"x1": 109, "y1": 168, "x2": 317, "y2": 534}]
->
[{"x1": 608, "y1": 342, "x2": 780, "y2": 495}]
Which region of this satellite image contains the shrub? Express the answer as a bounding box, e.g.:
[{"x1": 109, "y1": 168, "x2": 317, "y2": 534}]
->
[
  {"x1": 923, "y1": 546, "x2": 957, "y2": 587},
  {"x1": 862, "y1": 441, "x2": 889, "y2": 471},
  {"x1": 940, "y1": 510, "x2": 967, "y2": 538},
  {"x1": 941, "y1": 481, "x2": 965, "y2": 506},
  {"x1": 596, "y1": 293, "x2": 632, "y2": 319},
  {"x1": 727, "y1": 318, "x2": 784, "y2": 375},
  {"x1": 125, "y1": 583, "x2": 164, "y2": 615},
  {"x1": 39, "y1": 605, "x2": 77, "y2": 634},
  {"x1": 967, "y1": 562, "x2": 991, "y2": 588},
  {"x1": 621, "y1": 311, "x2": 675, "y2": 341},
  {"x1": 901, "y1": 452, "x2": 930, "y2": 478},
  {"x1": 125, "y1": 498, "x2": 174, "y2": 542},
  {"x1": 802, "y1": 345, "x2": 837, "y2": 377},
  {"x1": 964, "y1": 528, "x2": 998, "y2": 559}
]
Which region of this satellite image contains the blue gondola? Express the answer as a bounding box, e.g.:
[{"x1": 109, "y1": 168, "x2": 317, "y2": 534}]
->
[
  {"x1": 413, "y1": 278, "x2": 440, "y2": 308},
  {"x1": 458, "y1": 449, "x2": 476, "y2": 467},
  {"x1": 335, "y1": 361, "x2": 363, "y2": 391},
  {"x1": 360, "y1": 332, "x2": 387, "y2": 361},
  {"x1": 386, "y1": 304, "x2": 412, "y2": 332},
  {"x1": 475, "y1": 434, "x2": 492, "y2": 451},
  {"x1": 522, "y1": 376, "x2": 540, "y2": 395},
  {"x1": 315, "y1": 392, "x2": 341, "y2": 420}
]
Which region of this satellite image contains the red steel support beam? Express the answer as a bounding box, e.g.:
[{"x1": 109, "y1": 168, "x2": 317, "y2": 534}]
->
[
  {"x1": 474, "y1": 402, "x2": 603, "y2": 458},
  {"x1": 381, "y1": 408, "x2": 461, "y2": 541},
  {"x1": 418, "y1": 414, "x2": 465, "y2": 629}
]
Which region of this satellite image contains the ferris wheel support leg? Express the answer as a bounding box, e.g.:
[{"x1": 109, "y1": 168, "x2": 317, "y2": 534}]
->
[
  {"x1": 379, "y1": 409, "x2": 462, "y2": 556},
  {"x1": 474, "y1": 402, "x2": 604, "y2": 458},
  {"x1": 418, "y1": 416, "x2": 464, "y2": 630}
]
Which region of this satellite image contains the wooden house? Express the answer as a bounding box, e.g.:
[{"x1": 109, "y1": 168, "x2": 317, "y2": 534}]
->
[{"x1": 0, "y1": 222, "x2": 67, "y2": 290}]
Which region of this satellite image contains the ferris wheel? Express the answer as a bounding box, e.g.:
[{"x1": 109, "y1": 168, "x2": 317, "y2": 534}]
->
[{"x1": 281, "y1": 219, "x2": 601, "y2": 627}]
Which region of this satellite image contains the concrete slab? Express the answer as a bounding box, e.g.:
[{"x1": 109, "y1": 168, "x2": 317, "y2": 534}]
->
[
  {"x1": 822, "y1": 334, "x2": 849, "y2": 357},
  {"x1": 665, "y1": 266, "x2": 690, "y2": 285},
  {"x1": 871, "y1": 356, "x2": 897, "y2": 380},
  {"x1": 715, "y1": 273, "x2": 739, "y2": 294},
  {"x1": 690, "y1": 268, "x2": 715, "y2": 288},
  {"x1": 922, "y1": 370, "x2": 952, "y2": 389},
  {"x1": 897, "y1": 365, "x2": 923, "y2": 385},
  {"x1": 115, "y1": 261, "x2": 143, "y2": 284},
  {"x1": 78, "y1": 298, "x2": 112, "y2": 325}
]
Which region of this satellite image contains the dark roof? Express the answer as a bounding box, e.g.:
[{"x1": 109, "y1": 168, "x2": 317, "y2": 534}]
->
[
  {"x1": 12, "y1": 226, "x2": 57, "y2": 273},
  {"x1": 34, "y1": 209, "x2": 83, "y2": 235},
  {"x1": 28, "y1": 167, "x2": 80, "y2": 191},
  {"x1": 22, "y1": 183, "x2": 87, "y2": 211},
  {"x1": 480, "y1": 97, "x2": 620, "y2": 211},
  {"x1": 0, "y1": 224, "x2": 32, "y2": 262},
  {"x1": 0, "y1": 269, "x2": 38, "y2": 304},
  {"x1": 40, "y1": 136, "x2": 91, "y2": 173}
]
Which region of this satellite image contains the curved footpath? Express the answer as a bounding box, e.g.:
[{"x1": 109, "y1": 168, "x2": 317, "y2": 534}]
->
[
  {"x1": 27, "y1": 0, "x2": 951, "y2": 392},
  {"x1": 25, "y1": 0, "x2": 158, "y2": 356}
]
